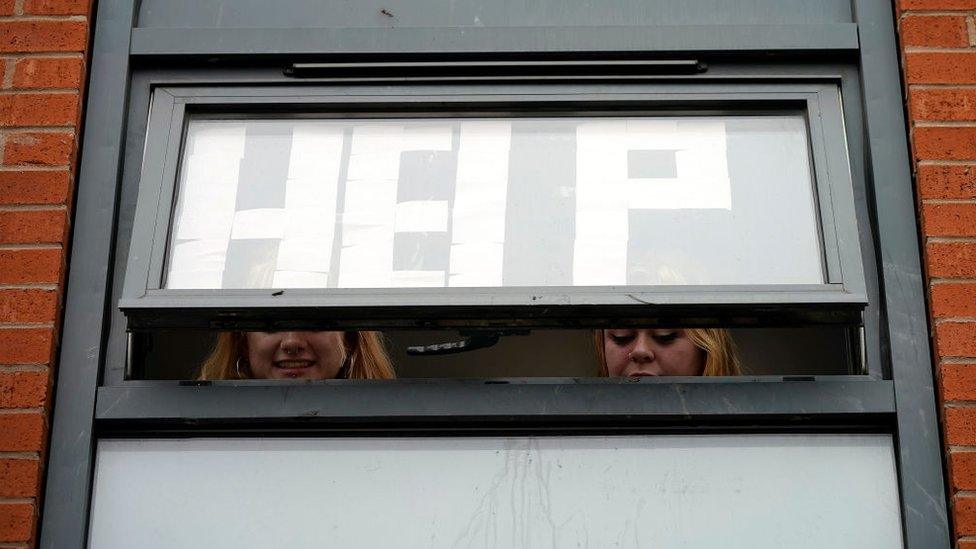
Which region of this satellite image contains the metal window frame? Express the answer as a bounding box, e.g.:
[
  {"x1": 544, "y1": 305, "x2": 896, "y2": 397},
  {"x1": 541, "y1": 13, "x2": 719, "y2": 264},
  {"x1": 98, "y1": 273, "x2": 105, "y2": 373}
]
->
[
  {"x1": 96, "y1": 62, "x2": 888, "y2": 386},
  {"x1": 118, "y1": 82, "x2": 866, "y2": 331},
  {"x1": 38, "y1": 0, "x2": 950, "y2": 548}
]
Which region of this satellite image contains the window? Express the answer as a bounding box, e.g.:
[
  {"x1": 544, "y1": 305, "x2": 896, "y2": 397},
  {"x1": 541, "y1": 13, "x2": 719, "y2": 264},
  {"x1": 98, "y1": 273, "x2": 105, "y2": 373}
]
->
[
  {"x1": 121, "y1": 81, "x2": 865, "y2": 330},
  {"x1": 89, "y1": 434, "x2": 902, "y2": 547},
  {"x1": 118, "y1": 80, "x2": 868, "y2": 380}
]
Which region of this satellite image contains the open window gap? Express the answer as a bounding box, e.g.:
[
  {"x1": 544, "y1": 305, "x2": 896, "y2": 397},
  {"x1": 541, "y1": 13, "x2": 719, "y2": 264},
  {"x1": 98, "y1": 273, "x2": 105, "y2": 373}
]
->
[{"x1": 130, "y1": 326, "x2": 862, "y2": 381}]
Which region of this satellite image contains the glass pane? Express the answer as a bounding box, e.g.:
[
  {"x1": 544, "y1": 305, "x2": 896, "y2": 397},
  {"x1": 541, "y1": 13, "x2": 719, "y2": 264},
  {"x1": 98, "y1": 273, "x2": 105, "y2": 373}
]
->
[
  {"x1": 90, "y1": 435, "x2": 901, "y2": 548},
  {"x1": 166, "y1": 115, "x2": 823, "y2": 289}
]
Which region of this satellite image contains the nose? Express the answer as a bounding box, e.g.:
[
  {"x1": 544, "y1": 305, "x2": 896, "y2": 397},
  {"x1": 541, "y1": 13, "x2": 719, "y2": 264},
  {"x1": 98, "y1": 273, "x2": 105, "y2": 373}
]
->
[
  {"x1": 629, "y1": 333, "x2": 655, "y2": 363},
  {"x1": 279, "y1": 332, "x2": 307, "y2": 355}
]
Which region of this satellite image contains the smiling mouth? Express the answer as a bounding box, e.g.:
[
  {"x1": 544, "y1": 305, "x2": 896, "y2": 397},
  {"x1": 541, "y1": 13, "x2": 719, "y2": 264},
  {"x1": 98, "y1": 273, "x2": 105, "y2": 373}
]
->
[{"x1": 274, "y1": 360, "x2": 315, "y2": 370}]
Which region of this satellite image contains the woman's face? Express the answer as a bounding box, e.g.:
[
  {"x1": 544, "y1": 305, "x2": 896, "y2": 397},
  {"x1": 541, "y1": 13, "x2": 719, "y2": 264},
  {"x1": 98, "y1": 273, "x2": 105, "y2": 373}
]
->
[
  {"x1": 603, "y1": 329, "x2": 704, "y2": 377},
  {"x1": 244, "y1": 331, "x2": 347, "y2": 380}
]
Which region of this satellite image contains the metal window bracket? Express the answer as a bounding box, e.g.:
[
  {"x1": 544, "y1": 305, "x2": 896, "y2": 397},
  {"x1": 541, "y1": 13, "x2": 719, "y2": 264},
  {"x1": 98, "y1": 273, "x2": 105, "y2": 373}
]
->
[{"x1": 407, "y1": 329, "x2": 531, "y2": 355}]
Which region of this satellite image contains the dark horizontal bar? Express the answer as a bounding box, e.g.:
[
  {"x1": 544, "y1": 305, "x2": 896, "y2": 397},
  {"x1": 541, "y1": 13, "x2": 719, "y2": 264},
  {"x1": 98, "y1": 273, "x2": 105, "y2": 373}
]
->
[
  {"x1": 285, "y1": 59, "x2": 707, "y2": 78},
  {"x1": 129, "y1": 24, "x2": 859, "y2": 57},
  {"x1": 96, "y1": 379, "x2": 894, "y2": 434},
  {"x1": 120, "y1": 283, "x2": 866, "y2": 330},
  {"x1": 120, "y1": 302, "x2": 865, "y2": 331}
]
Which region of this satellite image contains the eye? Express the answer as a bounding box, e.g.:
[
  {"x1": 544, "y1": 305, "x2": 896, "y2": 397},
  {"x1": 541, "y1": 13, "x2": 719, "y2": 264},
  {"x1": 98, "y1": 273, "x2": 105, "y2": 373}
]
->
[
  {"x1": 608, "y1": 333, "x2": 635, "y2": 346},
  {"x1": 652, "y1": 332, "x2": 679, "y2": 345}
]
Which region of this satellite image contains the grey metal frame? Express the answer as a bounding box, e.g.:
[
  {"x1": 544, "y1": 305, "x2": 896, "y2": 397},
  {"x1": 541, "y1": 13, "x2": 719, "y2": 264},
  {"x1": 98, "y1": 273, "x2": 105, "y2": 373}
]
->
[
  {"x1": 129, "y1": 24, "x2": 860, "y2": 57},
  {"x1": 95, "y1": 377, "x2": 895, "y2": 429},
  {"x1": 39, "y1": 0, "x2": 950, "y2": 548},
  {"x1": 119, "y1": 82, "x2": 867, "y2": 330}
]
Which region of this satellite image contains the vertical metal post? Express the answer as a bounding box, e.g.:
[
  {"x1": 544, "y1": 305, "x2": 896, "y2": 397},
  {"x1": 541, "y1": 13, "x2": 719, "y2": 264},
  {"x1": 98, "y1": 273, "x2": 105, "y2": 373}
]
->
[
  {"x1": 853, "y1": 0, "x2": 951, "y2": 546},
  {"x1": 38, "y1": 0, "x2": 137, "y2": 546}
]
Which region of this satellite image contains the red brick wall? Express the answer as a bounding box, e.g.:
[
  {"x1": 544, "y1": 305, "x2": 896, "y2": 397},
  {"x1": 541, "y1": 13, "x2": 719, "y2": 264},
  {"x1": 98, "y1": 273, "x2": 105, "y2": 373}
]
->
[
  {"x1": 899, "y1": 0, "x2": 976, "y2": 546},
  {"x1": 0, "y1": 0, "x2": 91, "y2": 547}
]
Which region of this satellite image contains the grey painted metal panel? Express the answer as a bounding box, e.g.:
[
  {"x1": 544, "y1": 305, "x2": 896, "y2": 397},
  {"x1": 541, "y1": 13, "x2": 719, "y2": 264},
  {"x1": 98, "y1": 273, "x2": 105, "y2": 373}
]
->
[
  {"x1": 38, "y1": 0, "x2": 137, "y2": 547},
  {"x1": 101, "y1": 72, "x2": 155, "y2": 385},
  {"x1": 94, "y1": 379, "x2": 895, "y2": 424},
  {"x1": 129, "y1": 24, "x2": 859, "y2": 57},
  {"x1": 830, "y1": 67, "x2": 885, "y2": 379},
  {"x1": 137, "y1": 0, "x2": 853, "y2": 28},
  {"x1": 853, "y1": 0, "x2": 950, "y2": 547}
]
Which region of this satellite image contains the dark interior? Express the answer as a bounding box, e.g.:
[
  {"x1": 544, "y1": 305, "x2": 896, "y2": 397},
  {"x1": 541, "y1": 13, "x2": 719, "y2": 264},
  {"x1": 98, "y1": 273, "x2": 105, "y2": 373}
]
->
[{"x1": 135, "y1": 327, "x2": 860, "y2": 380}]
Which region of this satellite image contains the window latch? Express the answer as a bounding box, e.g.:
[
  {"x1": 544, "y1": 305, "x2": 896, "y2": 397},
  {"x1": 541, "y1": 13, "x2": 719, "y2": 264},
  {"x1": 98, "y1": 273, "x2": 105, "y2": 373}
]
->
[{"x1": 407, "y1": 329, "x2": 530, "y2": 356}]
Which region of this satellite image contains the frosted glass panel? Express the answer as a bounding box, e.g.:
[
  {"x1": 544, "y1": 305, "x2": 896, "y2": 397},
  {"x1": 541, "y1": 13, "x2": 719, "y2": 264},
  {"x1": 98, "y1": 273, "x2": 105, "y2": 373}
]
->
[
  {"x1": 165, "y1": 115, "x2": 823, "y2": 289},
  {"x1": 89, "y1": 435, "x2": 901, "y2": 549}
]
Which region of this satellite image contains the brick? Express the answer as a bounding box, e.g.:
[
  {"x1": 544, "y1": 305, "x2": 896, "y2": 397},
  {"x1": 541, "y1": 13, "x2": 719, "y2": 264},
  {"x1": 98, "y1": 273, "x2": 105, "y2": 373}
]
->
[
  {"x1": 0, "y1": 502, "x2": 32, "y2": 543},
  {"x1": 0, "y1": 289, "x2": 58, "y2": 323},
  {"x1": 12, "y1": 57, "x2": 83, "y2": 89},
  {"x1": 917, "y1": 165, "x2": 976, "y2": 199},
  {"x1": 0, "y1": 413, "x2": 44, "y2": 452},
  {"x1": 924, "y1": 203, "x2": 976, "y2": 236},
  {"x1": 950, "y1": 451, "x2": 976, "y2": 491},
  {"x1": 24, "y1": 0, "x2": 91, "y2": 15},
  {"x1": 900, "y1": 0, "x2": 976, "y2": 8},
  {"x1": 0, "y1": 209, "x2": 65, "y2": 244},
  {"x1": 959, "y1": 540, "x2": 976, "y2": 549},
  {"x1": 0, "y1": 20, "x2": 88, "y2": 53},
  {"x1": 956, "y1": 494, "x2": 976, "y2": 536},
  {"x1": 943, "y1": 363, "x2": 976, "y2": 400},
  {"x1": 911, "y1": 89, "x2": 976, "y2": 121},
  {"x1": 946, "y1": 406, "x2": 976, "y2": 445},
  {"x1": 915, "y1": 127, "x2": 976, "y2": 160},
  {"x1": 0, "y1": 170, "x2": 69, "y2": 205},
  {"x1": 927, "y1": 242, "x2": 976, "y2": 277},
  {"x1": 901, "y1": 15, "x2": 968, "y2": 47},
  {"x1": 932, "y1": 283, "x2": 976, "y2": 317},
  {"x1": 0, "y1": 458, "x2": 39, "y2": 498},
  {"x1": 0, "y1": 93, "x2": 79, "y2": 127},
  {"x1": 960, "y1": 508, "x2": 976, "y2": 546},
  {"x1": 0, "y1": 328, "x2": 53, "y2": 364},
  {"x1": 0, "y1": 370, "x2": 48, "y2": 408},
  {"x1": 905, "y1": 52, "x2": 976, "y2": 84},
  {"x1": 3, "y1": 132, "x2": 74, "y2": 166},
  {"x1": 938, "y1": 322, "x2": 976, "y2": 357},
  {"x1": 0, "y1": 0, "x2": 13, "y2": 16},
  {"x1": 0, "y1": 248, "x2": 61, "y2": 284}
]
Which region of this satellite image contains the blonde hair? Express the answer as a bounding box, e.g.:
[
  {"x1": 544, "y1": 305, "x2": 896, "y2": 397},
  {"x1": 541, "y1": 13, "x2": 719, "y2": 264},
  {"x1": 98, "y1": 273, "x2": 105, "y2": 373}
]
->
[
  {"x1": 594, "y1": 328, "x2": 741, "y2": 377},
  {"x1": 198, "y1": 331, "x2": 395, "y2": 380}
]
